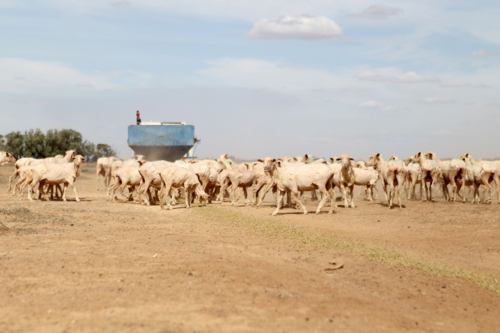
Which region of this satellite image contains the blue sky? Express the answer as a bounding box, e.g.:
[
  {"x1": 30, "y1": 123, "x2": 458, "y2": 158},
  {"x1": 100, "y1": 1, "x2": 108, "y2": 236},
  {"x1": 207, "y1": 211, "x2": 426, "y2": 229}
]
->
[{"x1": 1, "y1": 0, "x2": 499, "y2": 160}]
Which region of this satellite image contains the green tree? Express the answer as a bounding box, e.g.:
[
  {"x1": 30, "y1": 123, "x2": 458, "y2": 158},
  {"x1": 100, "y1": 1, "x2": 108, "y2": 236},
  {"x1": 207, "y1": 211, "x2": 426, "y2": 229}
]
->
[
  {"x1": 80, "y1": 140, "x2": 96, "y2": 162},
  {"x1": 57, "y1": 129, "x2": 83, "y2": 153},
  {"x1": 0, "y1": 134, "x2": 6, "y2": 151},
  {"x1": 95, "y1": 144, "x2": 116, "y2": 158},
  {"x1": 44, "y1": 129, "x2": 60, "y2": 157},
  {"x1": 5, "y1": 131, "x2": 24, "y2": 159},
  {"x1": 23, "y1": 129, "x2": 46, "y2": 158},
  {"x1": 43, "y1": 129, "x2": 83, "y2": 156}
]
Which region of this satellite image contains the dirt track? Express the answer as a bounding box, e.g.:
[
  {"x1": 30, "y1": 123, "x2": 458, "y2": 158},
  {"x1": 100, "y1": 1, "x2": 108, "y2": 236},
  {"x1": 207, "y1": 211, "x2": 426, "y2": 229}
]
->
[{"x1": 1, "y1": 163, "x2": 499, "y2": 332}]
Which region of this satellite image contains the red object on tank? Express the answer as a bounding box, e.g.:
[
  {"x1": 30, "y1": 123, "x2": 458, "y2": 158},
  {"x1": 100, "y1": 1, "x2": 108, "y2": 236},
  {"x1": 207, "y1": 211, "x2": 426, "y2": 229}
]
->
[{"x1": 136, "y1": 110, "x2": 141, "y2": 125}]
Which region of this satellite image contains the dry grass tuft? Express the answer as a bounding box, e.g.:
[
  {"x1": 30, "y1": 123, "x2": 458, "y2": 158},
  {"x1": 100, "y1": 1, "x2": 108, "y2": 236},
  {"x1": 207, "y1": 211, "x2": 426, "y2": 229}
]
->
[
  {"x1": 0, "y1": 207, "x2": 31, "y2": 215},
  {"x1": 196, "y1": 205, "x2": 500, "y2": 295}
]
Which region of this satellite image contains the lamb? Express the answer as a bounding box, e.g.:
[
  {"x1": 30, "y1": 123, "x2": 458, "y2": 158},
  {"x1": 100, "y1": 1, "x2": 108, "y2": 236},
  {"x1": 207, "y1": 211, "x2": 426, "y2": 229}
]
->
[
  {"x1": 335, "y1": 154, "x2": 379, "y2": 208},
  {"x1": 109, "y1": 166, "x2": 143, "y2": 202},
  {"x1": 159, "y1": 166, "x2": 209, "y2": 210},
  {"x1": 96, "y1": 156, "x2": 121, "y2": 190},
  {"x1": 404, "y1": 156, "x2": 423, "y2": 200},
  {"x1": 28, "y1": 155, "x2": 85, "y2": 202},
  {"x1": 365, "y1": 154, "x2": 405, "y2": 209},
  {"x1": 138, "y1": 161, "x2": 175, "y2": 205},
  {"x1": 438, "y1": 158, "x2": 466, "y2": 203},
  {"x1": 263, "y1": 160, "x2": 336, "y2": 216},
  {"x1": 220, "y1": 168, "x2": 256, "y2": 206},
  {"x1": 8, "y1": 158, "x2": 36, "y2": 192},
  {"x1": 0, "y1": 152, "x2": 16, "y2": 166},
  {"x1": 354, "y1": 160, "x2": 379, "y2": 200},
  {"x1": 413, "y1": 152, "x2": 441, "y2": 202},
  {"x1": 460, "y1": 153, "x2": 498, "y2": 204},
  {"x1": 107, "y1": 157, "x2": 147, "y2": 200},
  {"x1": 7, "y1": 150, "x2": 75, "y2": 192}
]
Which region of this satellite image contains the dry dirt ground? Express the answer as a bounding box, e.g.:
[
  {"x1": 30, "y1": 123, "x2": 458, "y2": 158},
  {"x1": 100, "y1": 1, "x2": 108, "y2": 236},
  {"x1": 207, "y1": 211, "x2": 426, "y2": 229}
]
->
[{"x1": 0, "y1": 163, "x2": 499, "y2": 333}]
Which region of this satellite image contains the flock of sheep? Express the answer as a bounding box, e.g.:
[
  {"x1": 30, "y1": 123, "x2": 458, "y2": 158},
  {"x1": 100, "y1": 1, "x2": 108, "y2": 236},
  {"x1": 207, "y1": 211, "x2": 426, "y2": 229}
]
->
[{"x1": 2, "y1": 150, "x2": 498, "y2": 216}]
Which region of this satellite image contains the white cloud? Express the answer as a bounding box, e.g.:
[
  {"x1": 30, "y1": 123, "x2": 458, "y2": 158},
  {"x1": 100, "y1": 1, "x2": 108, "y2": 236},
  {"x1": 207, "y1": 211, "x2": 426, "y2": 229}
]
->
[
  {"x1": 0, "y1": 58, "x2": 153, "y2": 95},
  {"x1": 112, "y1": 1, "x2": 130, "y2": 8},
  {"x1": 433, "y1": 129, "x2": 452, "y2": 136},
  {"x1": 356, "y1": 69, "x2": 435, "y2": 84},
  {"x1": 76, "y1": 82, "x2": 94, "y2": 88},
  {"x1": 394, "y1": 71, "x2": 428, "y2": 83},
  {"x1": 348, "y1": 5, "x2": 403, "y2": 20},
  {"x1": 356, "y1": 71, "x2": 386, "y2": 81},
  {"x1": 247, "y1": 15, "x2": 342, "y2": 40},
  {"x1": 419, "y1": 97, "x2": 453, "y2": 104},
  {"x1": 358, "y1": 100, "x2": 395, "y2": 111},
  {"x1": 198, "y1": 58, "x2": 345, "y2": 92},
  {"x1": 359, "y1": 100, "x2": 384, "y2": 108},
  {"x1": 0, "y1": 58, "x2": 115, "y2": 94},
  {"x1": 468, "y1": 50, "x2": 499, "y2": 57},
  {"x1": 439, "y1": 82, "x2": 470, "y2": 88}
]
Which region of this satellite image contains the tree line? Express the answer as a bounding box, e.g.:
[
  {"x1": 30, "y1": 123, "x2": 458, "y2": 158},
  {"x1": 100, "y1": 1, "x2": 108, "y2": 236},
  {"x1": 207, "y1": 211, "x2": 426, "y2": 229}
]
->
[{"x1": 0, "y1": 129, "x2": 116, "y2": 162}]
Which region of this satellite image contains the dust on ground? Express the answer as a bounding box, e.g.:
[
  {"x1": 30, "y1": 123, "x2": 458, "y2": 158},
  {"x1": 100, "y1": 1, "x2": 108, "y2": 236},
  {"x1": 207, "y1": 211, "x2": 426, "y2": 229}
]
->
[{"x1": 0, "y1": 163, "x2": 499, "y2": 332}]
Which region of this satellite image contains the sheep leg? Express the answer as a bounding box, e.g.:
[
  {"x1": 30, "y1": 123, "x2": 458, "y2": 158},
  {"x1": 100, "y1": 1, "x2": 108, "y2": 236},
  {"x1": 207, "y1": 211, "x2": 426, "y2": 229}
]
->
[
  {"x1": 271, "y1": 190, "x2": 285, "y2": 216},
  {"x1": 7, "y1": 170, "x2": 19, "y2": 192},
  {"x1": 256, "y1": 180, "x2": 275, "y2": 207},
  {"x1": 164, "y1": 184, "x2": 173, "y2": 210},
  {"x1": 38, "y1": 181, "x2": 50, "y2": 201},
  {"x1": 111, "y1": 180, "x2": 120, "y2": 202},
  {"x1": 231, "y1": 182, "x2": 239, "y2": 206},
  {"x1": 327, "y1": 187, "x2": 337, "y2": 214},
  {"x1": 472, "y1": 184, "x2": 478, "y2": 204},
  {"x1": 494, "y1": 175, "x2": 500, "y2": 204},
  {"x1": 449, "y1": 176, "x2": 457, "y2": 202},
  {"x1": 69, "y1": 182, "x2": 80, "y2": 202},
  {"x1": 388, "y1": 182, "x2": 394, "y2": 209},
  {"x1": 218, "y1": 180, "x2": 229, "y2": 203},
  {"x1": 341, "y1": 184, "x2": 349, "y2": 208},
  {"x1": 349, "y1": 185, "x2": 355, "y2": 208},
  {"x1": 242, "y1": 187, "x2": 249, "y2": 206},
  {"x1": 13, "y1": 177, "x2": 25, "y2": 196},
  {"x1": 184, "y1": 185, "x2": 191, "y2": 208},
  {"x1": 423, "y1": 180, "x2": 429, "y2": 202},
  {"x1": 315, "y1": 185, "x2": 330, "y2": 214},
  {"x1": 397, "y1": 174, "x2": 405, "y2": 208},
  {"x1": 382, "y1": 182, "x2": 389, "y2": 204},
  {"x1": 480, "y1": 173, "x2": 492, "y2": 203},
  {"x1": 430, "y1": 178, "x2": 436, "y2": 202},
  {"x1": 290, "y1": 188, "x2": 307, "y2": 215},
  {"x1": 61, "y1": 183, "x2": 68, "y2": 202},
  {"x1": 252, "y1": 180, "x2": 265, "y2": 206},
  {"x1": 408, "y1": 178, "x2": 416, "y2": 200},
  {"x1": 367, "y1": 185, "x2": 373, "y2": 201},
  {"x1": 372, "y1": 184, "x2": 379, "y2": 200}
]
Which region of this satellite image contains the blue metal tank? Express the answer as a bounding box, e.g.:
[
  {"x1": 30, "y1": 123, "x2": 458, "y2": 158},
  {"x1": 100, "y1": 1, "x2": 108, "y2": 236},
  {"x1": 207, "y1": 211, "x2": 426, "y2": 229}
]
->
[{"x1": 128, "y1": 123, "x2": 195, "y2": 161}]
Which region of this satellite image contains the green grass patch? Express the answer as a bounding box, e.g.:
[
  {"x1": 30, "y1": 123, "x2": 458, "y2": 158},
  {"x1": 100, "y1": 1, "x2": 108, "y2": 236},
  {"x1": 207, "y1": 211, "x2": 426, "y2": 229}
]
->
[{"x1": 196, "y1": 205, "x2": 500, "y2": 295}]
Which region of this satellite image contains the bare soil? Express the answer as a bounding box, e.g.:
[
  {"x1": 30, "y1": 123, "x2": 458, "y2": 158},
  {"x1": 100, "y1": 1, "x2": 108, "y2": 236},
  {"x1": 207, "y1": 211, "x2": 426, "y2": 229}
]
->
[{"x1": 0, "y1": 163, "x2": 499, "y2": 333}]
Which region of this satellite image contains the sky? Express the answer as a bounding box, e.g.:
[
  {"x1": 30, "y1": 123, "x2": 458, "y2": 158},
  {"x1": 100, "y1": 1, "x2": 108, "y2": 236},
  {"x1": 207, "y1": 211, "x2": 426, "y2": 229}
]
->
[{"x1": 1, "y1": 0, "x2": 499, "y2": 160}]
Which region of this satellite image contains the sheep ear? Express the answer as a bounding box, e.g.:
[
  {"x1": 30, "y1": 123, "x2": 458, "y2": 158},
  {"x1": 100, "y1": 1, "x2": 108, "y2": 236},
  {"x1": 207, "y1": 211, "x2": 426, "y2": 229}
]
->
[
  {"x1": 376, "y1": 153, "x2": 380, "y2": 157},
  {"x1": 257, "y1": 159, "x2": 263, "y2": 162},
  {"x1": 349, "y1": 157, "x2": 354, "y2": 161},
  {"x1": 272, "y1": 159, "x2": 276, "y2": 162}
]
